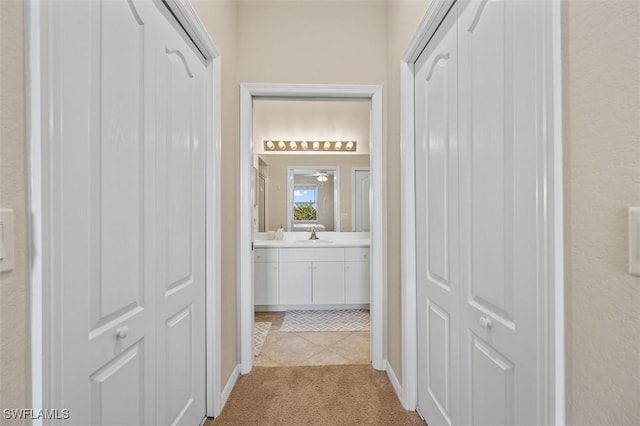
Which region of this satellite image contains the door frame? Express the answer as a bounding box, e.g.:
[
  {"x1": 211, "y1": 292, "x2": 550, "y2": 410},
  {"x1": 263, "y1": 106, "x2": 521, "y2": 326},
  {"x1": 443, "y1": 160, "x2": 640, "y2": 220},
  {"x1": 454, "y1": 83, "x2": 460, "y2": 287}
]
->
[
  {"x1": 351, "y1": 166, "x2": 370, "y2": 232},
  {"x1": 400, "y1": 0, "x2": 565, "y2": 422},
  {"x1": 239, "y1": 83, "x2": 384, "y2": 373},
  {"x1": 26, "y1": 0, "x2": 224, "y2": 420}
]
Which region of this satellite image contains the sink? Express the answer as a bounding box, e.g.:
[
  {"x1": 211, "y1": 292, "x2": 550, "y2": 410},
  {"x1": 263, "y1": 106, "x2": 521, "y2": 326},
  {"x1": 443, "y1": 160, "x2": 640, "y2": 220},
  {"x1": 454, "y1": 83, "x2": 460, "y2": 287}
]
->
[{"x1": 295, "y1": 240, "x2": 333, "y2": 243}]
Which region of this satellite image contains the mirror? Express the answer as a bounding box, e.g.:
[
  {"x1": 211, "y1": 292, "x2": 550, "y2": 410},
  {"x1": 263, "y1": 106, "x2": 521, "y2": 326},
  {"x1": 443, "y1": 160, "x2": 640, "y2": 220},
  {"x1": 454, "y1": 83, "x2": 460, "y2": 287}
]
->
[
  {"x1": 289, "y1": 167, "x2": 338, "y2": 232},
  {"x1": 253, "y1": 100, "x2": 371, "y2": 233}
]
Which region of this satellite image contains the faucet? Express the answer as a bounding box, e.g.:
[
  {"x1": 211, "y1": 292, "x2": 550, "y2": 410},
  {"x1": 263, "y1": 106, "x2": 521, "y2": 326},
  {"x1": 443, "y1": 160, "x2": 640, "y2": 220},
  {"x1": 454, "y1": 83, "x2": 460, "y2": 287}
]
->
[{"x1": 309, "y1": 227, "x2": 320, "y2": 240}]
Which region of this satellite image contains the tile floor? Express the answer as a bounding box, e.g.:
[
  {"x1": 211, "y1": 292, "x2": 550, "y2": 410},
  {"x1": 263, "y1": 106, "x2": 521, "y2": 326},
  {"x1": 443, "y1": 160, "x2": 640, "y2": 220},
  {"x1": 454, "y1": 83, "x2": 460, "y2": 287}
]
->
[{"x1": 254, "y1": 311, "x2": 370, "y2": 367}]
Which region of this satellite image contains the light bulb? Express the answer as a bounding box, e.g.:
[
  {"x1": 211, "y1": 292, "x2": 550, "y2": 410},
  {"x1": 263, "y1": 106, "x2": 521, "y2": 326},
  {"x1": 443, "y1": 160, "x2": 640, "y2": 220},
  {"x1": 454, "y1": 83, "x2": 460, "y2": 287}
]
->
[
  {"x1": 266, "y1": 140, "x2": 275, "y2": 150},
  {"x1": 334, "y1": 141, "x2": 342, "y2": 150},
  {"x1": 324, "y1": 141, "x2": 331, "y2": 150},
  {"x1": 289, "y1": 141, "x2": 297, "y2": 150},
  {"x1": 301, "y1": 141, "x2": 308, "y2": 150},
  {"x1": 313, "y1": 141, "x2": 320, "y2": 151},
  {"x1": 346, "y1": 141, "x2": 354, "y2": 151},
  {"x1": 278, "y1": 141, "x2": 286, "y2": 150}
]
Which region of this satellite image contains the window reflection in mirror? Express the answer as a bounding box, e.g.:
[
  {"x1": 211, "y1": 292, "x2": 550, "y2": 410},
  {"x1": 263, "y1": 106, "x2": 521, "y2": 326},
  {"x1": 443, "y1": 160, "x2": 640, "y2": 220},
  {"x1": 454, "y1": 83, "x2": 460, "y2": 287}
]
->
[{"x1": 289, "y1": 168, "x2": 338, "y2": 231}]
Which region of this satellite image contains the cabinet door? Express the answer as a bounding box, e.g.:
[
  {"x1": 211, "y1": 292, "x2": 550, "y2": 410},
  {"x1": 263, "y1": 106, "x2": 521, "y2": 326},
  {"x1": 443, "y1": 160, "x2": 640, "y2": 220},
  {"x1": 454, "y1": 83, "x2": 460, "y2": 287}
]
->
[
  {"x1": 312, "y1": 262, "x2": 345, "y2": 304},
  {"x1": 279, "y1": 262, "x2": 312, "y2": 305},
  {"x1": 345, "y1": 261, "x2": 370, "y2": 304},
  {"x1": 255, "y1": 262, "x2": 279, "y2": 305}
]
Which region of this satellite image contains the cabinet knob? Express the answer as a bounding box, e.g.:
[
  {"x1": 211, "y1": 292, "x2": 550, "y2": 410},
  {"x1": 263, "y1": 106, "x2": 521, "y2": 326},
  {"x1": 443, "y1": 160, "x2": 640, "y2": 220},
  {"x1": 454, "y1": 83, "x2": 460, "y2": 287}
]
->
[
  {"x1": 115, "y1": 326, "x2": 129, "y2": 339},
  {"x1": 479, "y1": 317, "x2": 492, "y2": 329}
]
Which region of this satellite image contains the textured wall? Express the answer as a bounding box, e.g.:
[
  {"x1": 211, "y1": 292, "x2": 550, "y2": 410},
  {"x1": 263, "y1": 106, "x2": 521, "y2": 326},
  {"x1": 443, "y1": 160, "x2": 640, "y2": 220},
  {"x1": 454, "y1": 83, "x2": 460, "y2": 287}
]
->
[
  {"x1": 0, "y1": 0, "x2": 31, "y2": 423},
  {"x1": 191, "y1": 0, "x2": 240, "y2": 394},
  {"x1": 563, "y1": 1, "x2": 640, "y2": 424}
]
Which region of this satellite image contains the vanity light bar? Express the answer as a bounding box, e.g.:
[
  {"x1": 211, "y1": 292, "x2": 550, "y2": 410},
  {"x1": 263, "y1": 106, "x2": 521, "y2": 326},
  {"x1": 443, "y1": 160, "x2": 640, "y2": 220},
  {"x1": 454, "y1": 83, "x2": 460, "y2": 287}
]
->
[{"x1": 264, "y1": 140, "x2": 357, "y2": 152}]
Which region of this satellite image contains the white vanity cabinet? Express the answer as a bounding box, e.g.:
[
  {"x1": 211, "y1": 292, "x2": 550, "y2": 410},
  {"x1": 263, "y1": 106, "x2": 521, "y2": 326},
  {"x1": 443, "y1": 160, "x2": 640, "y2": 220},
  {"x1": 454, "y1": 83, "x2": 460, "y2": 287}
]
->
[
  {"x1": 311, "y1": 262, "x2": 345, "y2": 304},
  {"x1": 345, "y1": 248, "x2": 370, "y2": 304},
  {"x1": 254, "y1": 244, "x2": 369, "y2": 309},
  {"x1": 279, "y1": 262, "x2": 313, "y2": 304},
  {"x1": 254, "y1": 248, "x2": 279, "y2": 305}
]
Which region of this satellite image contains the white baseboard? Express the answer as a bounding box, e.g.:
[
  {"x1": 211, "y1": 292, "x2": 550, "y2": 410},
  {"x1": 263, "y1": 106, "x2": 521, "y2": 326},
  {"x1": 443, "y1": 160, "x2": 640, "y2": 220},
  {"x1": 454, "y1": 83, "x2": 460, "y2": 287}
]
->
[
  {"x1": 220, "y1": 364, "x2": 240, "y2": 411},
  {"x1": 384, "y1": 359, "x2": 404, "y2": 407}
]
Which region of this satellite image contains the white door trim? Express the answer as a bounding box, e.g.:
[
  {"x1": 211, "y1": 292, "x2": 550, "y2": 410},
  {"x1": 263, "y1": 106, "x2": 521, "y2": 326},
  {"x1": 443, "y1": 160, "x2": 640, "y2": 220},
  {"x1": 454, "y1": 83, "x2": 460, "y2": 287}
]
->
[
  {"x1": 400, "y1": 0, "x2": 565, "y2": 422},
  {"x1": 239, "y1": 83, "x2": 384, "y2": 374},
  {"x1": 26, "y1": 0, "x2": 224, "y2": 420}
]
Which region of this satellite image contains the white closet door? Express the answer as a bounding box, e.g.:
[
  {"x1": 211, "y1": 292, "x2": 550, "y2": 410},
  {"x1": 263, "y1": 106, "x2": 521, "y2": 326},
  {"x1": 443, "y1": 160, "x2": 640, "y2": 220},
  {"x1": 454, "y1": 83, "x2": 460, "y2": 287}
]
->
[
  {"x1": 457, "y1": 1, "x2": 541, "y2": 425},
  {"x1": 415, "y1": 4, "x2": 460, "y2": 425},
  {"x1": 154, "y1": 14, "x2": 207, "y2": 426},
  {"x1": 51, "y1": 1, "x2": 207, "y2": 425},
  {"x1": 54, "y1": 1, "x2": 159, "y2": 424}
]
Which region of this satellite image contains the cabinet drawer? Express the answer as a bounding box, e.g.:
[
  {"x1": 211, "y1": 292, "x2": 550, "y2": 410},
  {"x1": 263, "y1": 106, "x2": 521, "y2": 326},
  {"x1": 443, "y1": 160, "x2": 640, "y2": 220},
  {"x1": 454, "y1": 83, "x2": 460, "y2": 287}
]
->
[
  {"x1": 279, "y1": 247, "x2": 344, "y2": 262},
  {"x1": 254, "y1": 248, "x2": 278, "y2": 263},
  {"x1": 345, "y1": 247, "x2": 370, "y2": 262}
]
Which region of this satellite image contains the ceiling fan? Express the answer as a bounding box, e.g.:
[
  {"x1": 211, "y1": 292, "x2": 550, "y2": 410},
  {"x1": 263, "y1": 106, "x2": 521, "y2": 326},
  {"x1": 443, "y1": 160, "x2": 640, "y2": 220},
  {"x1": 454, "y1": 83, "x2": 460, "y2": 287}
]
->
[{"x1": 304, "y1": 170, "x2": 331, "y2": 182}]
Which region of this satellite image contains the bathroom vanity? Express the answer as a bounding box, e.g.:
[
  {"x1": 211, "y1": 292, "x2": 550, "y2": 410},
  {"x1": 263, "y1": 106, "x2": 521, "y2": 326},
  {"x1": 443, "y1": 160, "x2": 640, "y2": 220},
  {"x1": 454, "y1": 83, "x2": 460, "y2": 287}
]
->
[{"x1": 253, "y1": 235, "x2": 370, "y2": 311}]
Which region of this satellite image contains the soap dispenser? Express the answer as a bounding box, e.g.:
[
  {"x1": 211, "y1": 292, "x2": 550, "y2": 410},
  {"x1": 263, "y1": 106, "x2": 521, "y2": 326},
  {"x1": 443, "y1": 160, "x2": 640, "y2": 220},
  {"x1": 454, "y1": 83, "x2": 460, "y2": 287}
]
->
[{"x1": 276, "y1": 224, "x2": 284, "y2": 241}]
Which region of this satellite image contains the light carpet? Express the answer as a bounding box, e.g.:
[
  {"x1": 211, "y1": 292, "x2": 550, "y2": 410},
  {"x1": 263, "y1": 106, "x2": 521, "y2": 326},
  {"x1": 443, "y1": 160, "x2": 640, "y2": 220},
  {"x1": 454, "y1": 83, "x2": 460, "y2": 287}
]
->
[
  {"x1": 254, "y1": 321, "x2": 272, "y2": 356},
  {"x1": 205, "y1": 365, "x2": 424, "y2": 426},
  {"x1": 280, "y1": 309, "x2": 370, "y2": 332}
]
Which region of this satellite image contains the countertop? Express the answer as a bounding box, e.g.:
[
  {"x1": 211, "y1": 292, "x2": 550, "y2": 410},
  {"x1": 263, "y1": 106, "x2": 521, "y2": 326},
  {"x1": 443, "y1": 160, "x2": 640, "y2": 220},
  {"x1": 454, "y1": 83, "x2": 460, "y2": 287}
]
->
[{"x1": 253, "y1": 239, "x2": 370, "y2": 249}]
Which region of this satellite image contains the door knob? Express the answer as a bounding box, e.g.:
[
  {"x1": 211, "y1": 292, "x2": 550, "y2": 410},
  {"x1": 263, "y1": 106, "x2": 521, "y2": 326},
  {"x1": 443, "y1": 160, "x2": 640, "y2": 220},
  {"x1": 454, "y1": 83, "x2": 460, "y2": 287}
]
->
[
  {"x1": 115, "y1": 326, "x2": 129, "y2": 339},
  {"x1": 479, "y1": 317, "x2": 492, "y2": 329}
]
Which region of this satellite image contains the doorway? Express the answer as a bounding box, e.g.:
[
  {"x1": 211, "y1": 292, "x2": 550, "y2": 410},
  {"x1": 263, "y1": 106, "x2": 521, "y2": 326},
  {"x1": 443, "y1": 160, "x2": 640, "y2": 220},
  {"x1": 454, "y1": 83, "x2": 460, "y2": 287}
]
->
[{"x1": 239, "y1": 83, "x2": 384, "y2": 374}]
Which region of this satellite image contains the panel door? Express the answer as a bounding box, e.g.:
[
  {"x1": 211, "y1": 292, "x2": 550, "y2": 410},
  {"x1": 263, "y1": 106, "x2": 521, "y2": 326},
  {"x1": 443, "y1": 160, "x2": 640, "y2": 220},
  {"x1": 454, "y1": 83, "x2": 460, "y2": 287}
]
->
[
  {"x1": 55, "y1": 1, "x2": 159, "y2": 424},
  {"x1": 154, "y1": 11, "x2": 207, "y2": 426},
  {"x1": 353, "y1": 168, "x2": 371, "y2": 232},
  {"x1": 345, "y1": 261, "x2": 370, "y2": 304},
  {"x1": 279, "y1": 262, "x2": 313, "y2": 305},
  {"x1": 312, "y1": 261, "x2": 345, "y2": 304},
  {"x1": 414, "y1": 4, "x2": 460, "y2": 425},
  {"x1": 255, "y1": 262, "x2": 279, "y2": 305},
  {"x1": 458, "y1": 1, "x2": 541, "y2": 425}
]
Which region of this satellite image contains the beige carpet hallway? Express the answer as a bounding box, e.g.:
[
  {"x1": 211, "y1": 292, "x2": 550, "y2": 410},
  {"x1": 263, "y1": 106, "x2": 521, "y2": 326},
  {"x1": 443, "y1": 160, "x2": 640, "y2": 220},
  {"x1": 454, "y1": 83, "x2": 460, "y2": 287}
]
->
[{"x1": 205, "y1": 365, "x2": 425, "y2": 426}]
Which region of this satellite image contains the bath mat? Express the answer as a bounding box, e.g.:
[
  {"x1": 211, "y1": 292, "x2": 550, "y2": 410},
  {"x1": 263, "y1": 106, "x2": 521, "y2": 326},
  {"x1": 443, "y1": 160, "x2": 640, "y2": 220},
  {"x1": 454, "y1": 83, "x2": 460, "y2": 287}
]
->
[
  {"x1": 280, "y1": 310, "x2": 370, "y2": 332},
  {"x1": 254, "y1": 321, "x2": 272, "y2": 356}
]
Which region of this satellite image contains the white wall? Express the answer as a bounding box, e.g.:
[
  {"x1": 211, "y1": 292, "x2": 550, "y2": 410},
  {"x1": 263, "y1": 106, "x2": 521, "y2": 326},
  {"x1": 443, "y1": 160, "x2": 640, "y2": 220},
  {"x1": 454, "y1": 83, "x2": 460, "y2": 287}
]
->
[{"x1": 563, "y1": 1, "x2": 640, "y2": 424}]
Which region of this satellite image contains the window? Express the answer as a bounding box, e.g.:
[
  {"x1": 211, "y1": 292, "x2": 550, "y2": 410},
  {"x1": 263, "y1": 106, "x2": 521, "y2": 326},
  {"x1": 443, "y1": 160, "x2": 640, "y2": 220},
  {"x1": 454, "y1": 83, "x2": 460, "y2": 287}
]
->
[{"x1": 293, "y1": 185, "x2": 318, "y2": 222}]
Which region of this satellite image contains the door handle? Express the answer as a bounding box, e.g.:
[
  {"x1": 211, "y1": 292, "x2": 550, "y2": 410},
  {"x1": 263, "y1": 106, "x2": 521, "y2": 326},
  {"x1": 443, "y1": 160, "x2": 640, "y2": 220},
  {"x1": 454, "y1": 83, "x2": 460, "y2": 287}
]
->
[
  {"x1": 479, "y1": 317, "x2": 492, "y2": 329},
  {"x1": 115, "y1": 326, "x2": 129, "y2": 339}
]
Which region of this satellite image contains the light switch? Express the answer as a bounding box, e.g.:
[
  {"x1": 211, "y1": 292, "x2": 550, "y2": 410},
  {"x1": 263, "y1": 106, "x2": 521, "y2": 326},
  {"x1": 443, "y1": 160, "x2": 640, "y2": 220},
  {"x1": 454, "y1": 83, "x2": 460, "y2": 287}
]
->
[
  {"x1": 0, "y1": 209, "x2": 14, "y2": 272},
  {"x1": 629, "y1": 207, "x2": 640, "y2": 277}
]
